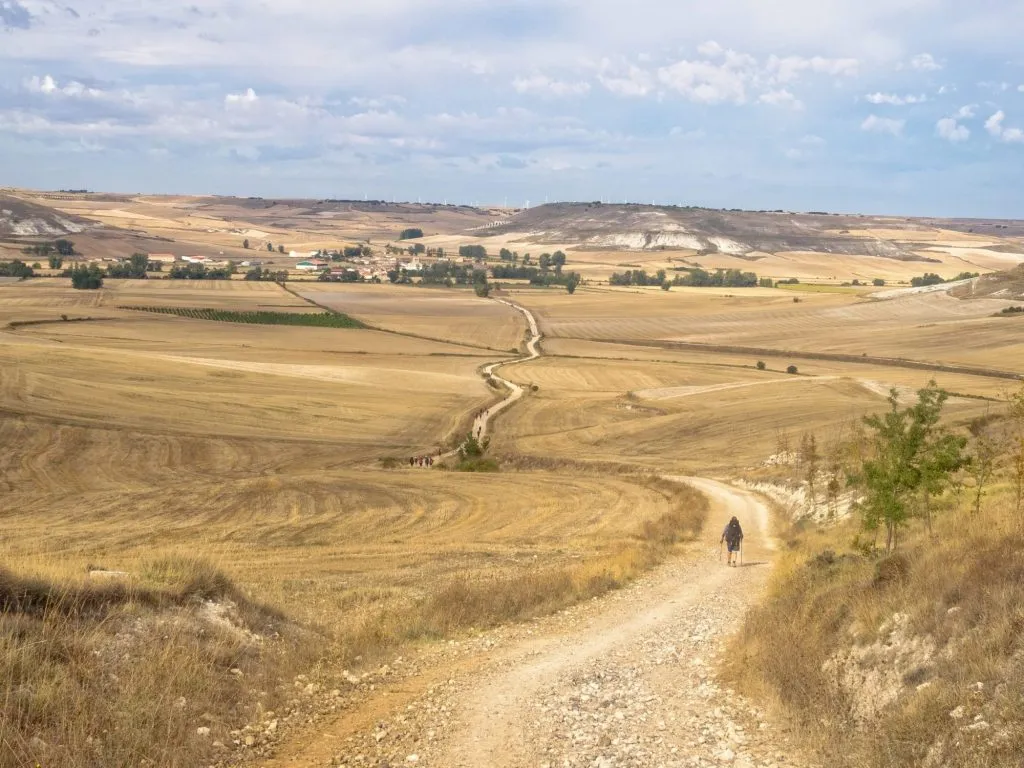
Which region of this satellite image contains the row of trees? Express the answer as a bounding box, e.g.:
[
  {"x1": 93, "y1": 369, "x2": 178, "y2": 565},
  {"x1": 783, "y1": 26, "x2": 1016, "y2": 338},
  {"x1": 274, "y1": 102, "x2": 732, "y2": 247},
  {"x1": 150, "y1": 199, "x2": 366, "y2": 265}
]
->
[
  {"x1": 911, "y1": 271, "x2": 979, "y2": 287},
  {"x1": 245, "y1": 267, "x2": 289, "y2": 282},
  {"x1": 0, "y1": 260, "x2": 36, "y2": 278},
  {"x1": 105, "y1": 253, "x2": 163, "y2": 279},
  {"x1": 609, "y1": 267, "x2": 760, "y2": 288},
  {"x1": 167, "y1": 263, "x2": 234, "y2": 280},
  {"x1": 22, "y1": 239, "x2": 75, "y2": 258}
]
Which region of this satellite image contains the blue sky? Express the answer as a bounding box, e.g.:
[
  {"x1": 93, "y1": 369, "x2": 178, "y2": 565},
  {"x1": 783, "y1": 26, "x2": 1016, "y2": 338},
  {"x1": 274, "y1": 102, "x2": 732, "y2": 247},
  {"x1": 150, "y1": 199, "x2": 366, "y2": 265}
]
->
[{"x1": 1, "y1": 0, "x2": 1023, "y2": 216}]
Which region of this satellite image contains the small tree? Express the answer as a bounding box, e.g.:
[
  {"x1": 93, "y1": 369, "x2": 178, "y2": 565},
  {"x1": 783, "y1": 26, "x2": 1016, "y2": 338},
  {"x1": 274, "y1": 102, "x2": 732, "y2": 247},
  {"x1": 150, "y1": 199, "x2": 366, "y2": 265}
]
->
[
  {"x1": 278, "y1": 245, "x2": 285, "y2": 254},
  {"x1": 566, "y1": 272, "x2": 581, "y2": 295},
  {"x1": 55, "y1": 239, "x2": 75, "y2": 256},
  {"x1": 968, "y1": 417, "x2": 1000, "y2": 516},
  {"x1": 267, "y1": 242, "x2": 274, "y2": 252},
  {"x1": 756, "y1": 361, "x2": 767, "y2": 370},
  {"x1": 913, "y1": 383, "x2": 967, "y2": 534},
  {"x1": 243, "y1": 239, "x2": 250, "y2": 249},
  {"x1": 873, "y1": 278, "x2": 886, "y2": 287},
  {"x1": 786, "y1": 364, "x2": 799, "y2": 374},
  {"x1": 854, "y1": 383, "x2": 959, "y2": 551},
  {"x1": 48, "y1": 254, "x2": 64, "y2": 269},
  {"x1": 660, "y1": 282, "x2": 671, "y2": 291},
  {"x1": 70, "y1": 263, "x2": 103, "y2": 290}
]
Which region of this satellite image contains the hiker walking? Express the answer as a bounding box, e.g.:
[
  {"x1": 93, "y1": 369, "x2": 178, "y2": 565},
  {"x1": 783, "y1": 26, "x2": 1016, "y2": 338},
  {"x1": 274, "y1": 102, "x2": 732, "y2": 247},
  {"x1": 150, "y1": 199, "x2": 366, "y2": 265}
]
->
[{"x1": 721, "y1": 516, "x2": 744, "y2": 567}]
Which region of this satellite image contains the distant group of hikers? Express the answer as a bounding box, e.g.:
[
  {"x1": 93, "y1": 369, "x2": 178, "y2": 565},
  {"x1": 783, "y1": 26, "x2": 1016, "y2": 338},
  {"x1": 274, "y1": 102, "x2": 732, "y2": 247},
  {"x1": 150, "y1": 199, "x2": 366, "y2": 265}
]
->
[
  {"x1": 409, "y1": 456, "x2": 435, "y2": 468},
  {"x1": 473, "y1": 409, "x2": 488, "y2": 439}
]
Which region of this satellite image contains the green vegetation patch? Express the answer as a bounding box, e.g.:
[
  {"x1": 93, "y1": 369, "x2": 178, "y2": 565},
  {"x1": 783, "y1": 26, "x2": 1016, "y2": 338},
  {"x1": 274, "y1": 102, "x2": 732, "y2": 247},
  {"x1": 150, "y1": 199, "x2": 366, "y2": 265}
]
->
[{"x1": 122, "y1": 306, "x2": 365, "y2": 328}]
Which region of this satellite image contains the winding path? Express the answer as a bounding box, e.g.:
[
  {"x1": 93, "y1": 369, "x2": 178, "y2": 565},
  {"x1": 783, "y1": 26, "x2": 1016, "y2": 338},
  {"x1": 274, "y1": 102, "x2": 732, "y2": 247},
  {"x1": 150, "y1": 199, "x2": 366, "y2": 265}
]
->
[
  {"x1": 255, "y1": 295, "x2": 811, "y2": 768},
  {"x1": 457, "y1": 298, "x2": 542, "y2": 453}
]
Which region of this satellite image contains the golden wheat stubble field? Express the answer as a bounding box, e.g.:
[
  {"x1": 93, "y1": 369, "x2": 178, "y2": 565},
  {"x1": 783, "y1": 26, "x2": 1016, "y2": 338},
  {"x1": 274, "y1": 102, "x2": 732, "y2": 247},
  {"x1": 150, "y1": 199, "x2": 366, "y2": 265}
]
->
[
  {"x1": 481, "y1": 285, "x2": 1009, "y2": 473},
  {"x1": 512, "y1": 284, "x2": 1024, "y2": 371},
  {"x1": 298, "y1": 282, "x2": 528, "y2": 351},
  {"x1": 0, "y1": 279, "x2": 712, "y2": 766},
  {"x1": 0, "y1": 278, "x2": 693, "y2": 648}
]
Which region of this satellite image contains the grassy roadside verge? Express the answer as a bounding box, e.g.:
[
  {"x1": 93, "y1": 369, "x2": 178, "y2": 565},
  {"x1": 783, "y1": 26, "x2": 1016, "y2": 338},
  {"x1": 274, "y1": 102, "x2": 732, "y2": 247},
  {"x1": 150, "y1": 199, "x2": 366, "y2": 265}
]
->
[
  {"x1": 0, "y1": 557, "x2": 322, "y2": 768},
  {"x1": 724, "y1": 489, "x2": 1024, "y2": 768}
]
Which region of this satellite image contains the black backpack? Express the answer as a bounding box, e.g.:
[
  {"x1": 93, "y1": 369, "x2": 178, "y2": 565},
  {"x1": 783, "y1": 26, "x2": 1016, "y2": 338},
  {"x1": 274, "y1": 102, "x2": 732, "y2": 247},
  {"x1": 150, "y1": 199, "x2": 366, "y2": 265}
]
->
[{"x1": 725, "y1": 519, "x2": 742, "y2": 545}]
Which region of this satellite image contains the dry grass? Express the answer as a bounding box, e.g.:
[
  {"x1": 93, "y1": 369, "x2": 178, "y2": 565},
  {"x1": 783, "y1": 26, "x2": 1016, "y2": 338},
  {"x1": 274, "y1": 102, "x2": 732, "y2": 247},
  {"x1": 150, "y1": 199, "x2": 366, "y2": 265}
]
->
[
  {"x1": 725, "y1": 487, "x2": 1024, "y2": 767},
  {"x1": 0, "y1": 557, "x2": 318, "y2": 768}
]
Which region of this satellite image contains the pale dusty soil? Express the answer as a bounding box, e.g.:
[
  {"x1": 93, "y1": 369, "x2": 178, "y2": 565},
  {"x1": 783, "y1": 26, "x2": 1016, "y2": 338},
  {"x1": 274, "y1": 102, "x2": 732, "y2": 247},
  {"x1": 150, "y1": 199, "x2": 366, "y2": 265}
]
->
[{"x1": 250, "y1": 479, "x2": 814, "y2": 768}]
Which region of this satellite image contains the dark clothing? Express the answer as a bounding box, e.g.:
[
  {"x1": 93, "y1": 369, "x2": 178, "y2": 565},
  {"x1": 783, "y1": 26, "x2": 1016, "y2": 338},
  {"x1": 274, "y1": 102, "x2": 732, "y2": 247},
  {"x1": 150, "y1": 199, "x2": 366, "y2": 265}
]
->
[{"x1": 721, "y1": 521, "x2": 744, "y2": 549}]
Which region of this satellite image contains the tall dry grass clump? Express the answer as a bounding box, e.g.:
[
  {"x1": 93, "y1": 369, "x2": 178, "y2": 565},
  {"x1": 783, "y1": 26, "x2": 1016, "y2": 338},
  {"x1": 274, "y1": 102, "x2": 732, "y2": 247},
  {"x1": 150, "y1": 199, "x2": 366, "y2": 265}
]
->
[{"x1": 0, "y1": 557, "x2": 321, "y2": 768}]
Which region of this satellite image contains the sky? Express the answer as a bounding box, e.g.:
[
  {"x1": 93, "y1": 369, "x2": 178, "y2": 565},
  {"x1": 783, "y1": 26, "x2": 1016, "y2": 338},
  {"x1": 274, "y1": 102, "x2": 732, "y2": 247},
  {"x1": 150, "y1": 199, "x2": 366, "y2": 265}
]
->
[{"x1": 1, "y1": 0, "x2": 1023, "y2": 217}]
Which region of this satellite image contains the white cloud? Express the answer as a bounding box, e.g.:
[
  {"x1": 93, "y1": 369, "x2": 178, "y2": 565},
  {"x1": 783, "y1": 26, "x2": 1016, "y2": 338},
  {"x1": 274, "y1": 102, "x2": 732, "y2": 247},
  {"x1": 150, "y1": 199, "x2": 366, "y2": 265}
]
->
[
  {"x1": 512, "y1": 74, "x2": 591, "y2": 98},
  {"x1": 657, "y1": 58, "x2": 751, "y2": 104},
  {"x1": 936, "y1": 117, "x2": 969, "y2": 143},
  {"x1": 25, "y1": 74, "x2": 102, "y2": 98},
  {"x1": 1019, "y1": 85, "x2": 1024, "y2": 92},
  {"x1": 985, "y1": 110, "x2": 1024, "y2": 143},
  {"x1": 955, "y1": 104, "x2": 976, "y2": 119},
  {"x1": 861, "y1": 114, "x2": 904, "y2": 136},
  {"x1": 800, "y1": 134, "x2": 826, "y2": 146},
  {"x1": 985, "y1": 110, "x2": 1005, "y2": 136},
  {"x1": 668, "y1": 126, "x2": 705, "y2": 139},
  {"x1": 598, "y1": 63, "x2": 655, "y2": 97},
  {"x1": 349, "y1": 95, "x2": 406, "y2": 109},
  {"x1": 697, "y1": 40, "x2": 725, "y2": 57},
  {"x1": 910, "y1": 53, "x2": 942, "y2": 72},
  {"x1": 864, "y1": 92, "x2": 926, "y2": 106},
  {"x1": 225, "y1": 88, "x2": 258, "y2": 105},
  {"x1": 759, "y1": 89, "x2": 804, "y2": 110},
  {"x1": 766, "y1": 55, "x2": 859, "y2": 84}
]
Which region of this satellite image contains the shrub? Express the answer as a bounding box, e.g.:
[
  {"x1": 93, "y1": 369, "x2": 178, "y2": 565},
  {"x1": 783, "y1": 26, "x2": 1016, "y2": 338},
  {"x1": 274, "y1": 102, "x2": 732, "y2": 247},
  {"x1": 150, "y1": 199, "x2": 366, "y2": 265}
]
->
[
  {"x1": 872, "y1": 278, "x2": 886, "y2": 287},
  {"x1": 786, "y1": 365, "x2": 799, "y2": 374},
  {"x1": 398, "y1": 228, "x2": 423, "y2": 240},
  {"x1": 756, "y1": 361, "x2": 767, "y2": 370},
  {"x1": 70, "y1": 263, "x2": 103, "y2": 290}
]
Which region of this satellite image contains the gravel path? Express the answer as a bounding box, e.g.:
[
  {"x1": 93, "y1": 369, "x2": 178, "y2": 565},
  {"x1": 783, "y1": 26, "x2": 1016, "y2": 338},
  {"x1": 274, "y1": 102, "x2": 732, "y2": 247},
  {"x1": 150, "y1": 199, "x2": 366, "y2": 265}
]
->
[
  {"x1": 248, "y1": 305, "x2": 814, "y2": 768},
  {"x1": 304, "y1": 479, "x2": 814, "y2": 768}
]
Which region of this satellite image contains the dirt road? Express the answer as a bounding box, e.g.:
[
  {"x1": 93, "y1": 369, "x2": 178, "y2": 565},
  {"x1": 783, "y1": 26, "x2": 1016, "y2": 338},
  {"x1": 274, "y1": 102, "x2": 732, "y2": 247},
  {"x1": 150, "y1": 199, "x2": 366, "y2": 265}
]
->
[
  {"x1": 258, "y1": 479, "x2": 811, "y2": 768},
  {"x1": 251, "y1": 303, "x2": 812, "y2": 768},
  {"x1": 432, "y1": 478, "x2": 805, "y2": 768}
]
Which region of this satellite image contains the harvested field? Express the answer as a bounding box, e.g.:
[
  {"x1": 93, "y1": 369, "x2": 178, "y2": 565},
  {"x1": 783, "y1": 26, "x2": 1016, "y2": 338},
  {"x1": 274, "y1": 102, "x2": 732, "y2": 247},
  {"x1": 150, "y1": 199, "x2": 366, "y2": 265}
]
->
[{"x1": 299, "y1": 283, "x2": 527, "y2": 350}]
